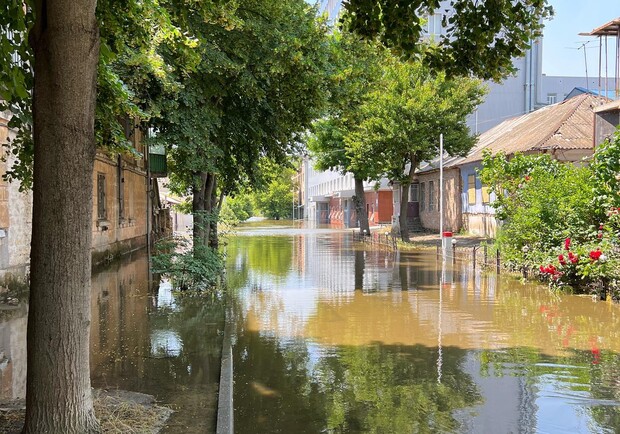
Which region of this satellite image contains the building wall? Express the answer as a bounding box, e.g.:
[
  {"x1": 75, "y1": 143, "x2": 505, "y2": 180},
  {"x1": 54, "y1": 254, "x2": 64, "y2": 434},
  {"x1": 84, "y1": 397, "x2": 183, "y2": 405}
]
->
[
  {"x1": 0, "y1": 117, "x2": 33, "y2": 280},
  {"x1": 92, "y1": 153, "x2": 148, "y2": 264},
  {"x1": 542, "y1": 76, "x2": 617, "y2": 103},
  {"x1": 460, "y1": 163, "x2": 497, "y2": 237},
  {"x1": 417, "y1": 168, "x2": 462, "y2": 232}
]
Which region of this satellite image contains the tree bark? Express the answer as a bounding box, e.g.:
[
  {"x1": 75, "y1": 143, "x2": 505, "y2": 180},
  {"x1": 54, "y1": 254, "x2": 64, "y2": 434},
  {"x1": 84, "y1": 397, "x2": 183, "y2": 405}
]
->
[
  {"x1": 192, "y1": 172, "x2": 208, "y2": 250},
  {"x1": 399, "y1": 156, "x2": 418, "y2": 242},
  {"x1": 24, "y1": 1, "x2": 101, "y2": 433},
  {"x1": 203, "y1": 173, "x2": 216, "y2": 247},
  {"x1": 353, "y1": 177, "x2": 370, "y2": 236},
  {"x1": 208, "y1": 175, "x2": 219, "y2": 249}
]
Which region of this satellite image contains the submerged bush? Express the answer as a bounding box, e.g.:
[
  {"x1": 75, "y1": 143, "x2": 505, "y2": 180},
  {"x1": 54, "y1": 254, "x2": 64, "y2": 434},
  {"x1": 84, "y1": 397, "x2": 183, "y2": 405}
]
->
[{"x1": 151, "y1": 237, "x2": 224, "y2": 291}]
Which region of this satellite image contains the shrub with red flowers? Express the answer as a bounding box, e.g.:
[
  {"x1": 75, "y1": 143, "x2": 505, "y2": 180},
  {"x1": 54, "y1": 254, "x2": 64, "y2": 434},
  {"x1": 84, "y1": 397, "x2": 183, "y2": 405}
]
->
[
  {"x1": 480, "y1": 133, "x2": 620, "y2": 296},
  {"x1": 536, "y1": 235, "x2": 618, "y2": 293}
]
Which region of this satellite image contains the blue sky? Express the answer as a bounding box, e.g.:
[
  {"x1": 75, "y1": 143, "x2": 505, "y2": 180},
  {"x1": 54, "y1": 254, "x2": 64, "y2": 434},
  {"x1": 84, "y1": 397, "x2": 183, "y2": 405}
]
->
[{"x1": 542, "y1": 0, "x2": 620, "y2": 77}]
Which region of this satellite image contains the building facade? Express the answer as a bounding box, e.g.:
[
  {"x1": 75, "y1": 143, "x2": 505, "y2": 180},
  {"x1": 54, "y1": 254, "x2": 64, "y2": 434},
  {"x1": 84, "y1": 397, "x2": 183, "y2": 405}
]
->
[
  {"x1": 0, "y1": 113, "x2": 32, "y2": 282},
  {"x1": 1, "y1": 114, "x2": 167, "y2": 276}
]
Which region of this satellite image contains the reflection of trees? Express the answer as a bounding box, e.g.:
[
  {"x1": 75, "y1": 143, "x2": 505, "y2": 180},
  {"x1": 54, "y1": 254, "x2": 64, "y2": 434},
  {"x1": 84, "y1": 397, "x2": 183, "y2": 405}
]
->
[
  {"x1": 316, "y1": 344, "x2": 481, "y2": 433},
  {"x1": 91, "y1": 253, "x2": 226, "y2": 431},
  {"x1": 233, "y1": 325, "x2": 480, "y2": 433},
  {"x1": 226, "y1": 236, "x2": 293, "y2": 281},
  {"x1": 354, "y1": 249, "x2": 364, "y2": 291}
]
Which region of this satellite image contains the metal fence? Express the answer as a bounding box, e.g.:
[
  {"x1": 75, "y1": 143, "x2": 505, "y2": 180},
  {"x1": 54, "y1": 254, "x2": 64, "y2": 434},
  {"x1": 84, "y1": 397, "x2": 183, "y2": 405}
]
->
[
  {"x1": 436, "y1": 243, "x2": 501, "y2": 273},
  {"x1": 353, "y1": 231, "x2": 398, "y2": 250}
]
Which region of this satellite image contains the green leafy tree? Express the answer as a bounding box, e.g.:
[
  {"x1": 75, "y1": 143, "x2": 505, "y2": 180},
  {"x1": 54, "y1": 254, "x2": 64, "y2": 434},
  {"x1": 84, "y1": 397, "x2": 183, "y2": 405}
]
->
[
  {"x1": 307, "y1": 26, "x2": 386, "y2": 235},
  {"x1": 348, "y1": 58, "x2": 484, "y2": 241},
  {"x1": 220, "y1": 193, "x2": 254, "y2": 224},
  {"x1": 254, "y1": 166, "x2": 296, "y2": 220},
  {"x1": 590, "y1": 129, "x2": 620, "y2": 233},
  {"x1": 343, "y1": 0, "x2": 552, "y2": 81},
  {"x1": 0, "y1": 1, "x2": 232, "y2": 431},
  {"x1": 155, "y1": 0, "x2": 330, "y2": 250}
]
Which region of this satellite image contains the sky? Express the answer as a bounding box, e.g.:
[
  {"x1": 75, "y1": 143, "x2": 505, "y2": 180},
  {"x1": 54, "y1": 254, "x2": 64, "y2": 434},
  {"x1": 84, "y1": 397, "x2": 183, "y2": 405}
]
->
[{"x1": 542, "y1": 0, "x2": 620, "y2": 77}]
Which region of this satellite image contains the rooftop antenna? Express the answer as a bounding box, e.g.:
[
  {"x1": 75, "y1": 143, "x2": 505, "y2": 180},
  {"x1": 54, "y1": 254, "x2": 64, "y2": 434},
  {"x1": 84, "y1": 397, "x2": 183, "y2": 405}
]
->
[{"x1": 577, "y1": 41, "x2": 590, "y2": 89}]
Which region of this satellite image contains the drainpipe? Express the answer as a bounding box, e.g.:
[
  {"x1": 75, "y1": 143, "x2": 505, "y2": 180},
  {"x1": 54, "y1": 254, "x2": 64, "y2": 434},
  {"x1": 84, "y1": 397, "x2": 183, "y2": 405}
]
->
[
  {"x1": 524, "y1": 48, "x2": 531, "y2": 112},
  {"x1": 146, "y1": 134, "x2": 151, "y2": 263}
]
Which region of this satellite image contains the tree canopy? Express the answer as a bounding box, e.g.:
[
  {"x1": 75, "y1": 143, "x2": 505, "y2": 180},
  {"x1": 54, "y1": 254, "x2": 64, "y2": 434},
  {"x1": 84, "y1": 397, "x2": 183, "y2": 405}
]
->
[{"x1": 343, "y1": 0, "x2": 553, "y2": 81}]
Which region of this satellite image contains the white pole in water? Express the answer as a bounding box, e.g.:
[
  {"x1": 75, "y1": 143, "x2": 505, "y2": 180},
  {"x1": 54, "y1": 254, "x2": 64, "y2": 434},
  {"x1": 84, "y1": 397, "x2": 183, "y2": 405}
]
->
[{"x1": 439, "y1": 133, "x2": 444, "y2": 239}]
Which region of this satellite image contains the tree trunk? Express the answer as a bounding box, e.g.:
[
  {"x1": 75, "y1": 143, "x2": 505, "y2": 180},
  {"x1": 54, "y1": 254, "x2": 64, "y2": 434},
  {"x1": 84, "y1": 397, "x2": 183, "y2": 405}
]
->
[
  {"x1": 399, "y1": 157, "x2": 418, "y2": 242},
  {"x1": 208, "y1": 176, "x2": 219, "y2": 249},
  {"x1": 203, "y1": 173, "x2": 216, "y2": 247},
  {"x1": 24, "y1": 1, "x2": 101, "y2": 433},
  {"x1": 353, "y1": 177, "x2": 370, "y2": 236},
  {"x1": 192, "y1": 172, "x2": 208, "y2": 250}
]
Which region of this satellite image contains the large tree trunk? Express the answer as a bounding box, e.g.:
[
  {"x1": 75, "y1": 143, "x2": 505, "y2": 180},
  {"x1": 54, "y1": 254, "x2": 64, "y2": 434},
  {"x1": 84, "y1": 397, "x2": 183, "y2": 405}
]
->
[
  {"x1": 192, "y1": 172, "x2": 208, "y2": 249},
  {"x1": 399, "y1": 156, "x2": 418, "y2": 242},
  {"x1": 24, "y1": 1, "x2": 101, "y2": 433},
  {"x1": 353, "y1": 177, "x2": 370, "y2": 236}
]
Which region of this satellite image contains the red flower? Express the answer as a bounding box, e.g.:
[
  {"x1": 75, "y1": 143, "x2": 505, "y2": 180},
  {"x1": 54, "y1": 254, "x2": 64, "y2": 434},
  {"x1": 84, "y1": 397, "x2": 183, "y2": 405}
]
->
[
  {"x1": 564, "y1": 238, "x2": 571, "y2": 251},
  {"x1": 568, "y1": 251, "x2": 578, "y2": 264},
  {"x1": 558, "y1": 254, "x2": 566, "y2": 265},
  {"x1": 589, "y1": 249, "x2": 602, "y2": 261},
  {"x1": 525, "y1": 175, "x2": 531, "y2": 182},
  {"x1": 598, "y1": 231, "x2": 603, "y2": 239}
]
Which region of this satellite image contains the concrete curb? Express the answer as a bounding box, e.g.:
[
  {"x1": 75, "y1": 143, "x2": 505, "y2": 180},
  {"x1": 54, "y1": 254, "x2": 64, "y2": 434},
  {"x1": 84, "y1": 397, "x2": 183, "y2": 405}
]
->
[{"x1": 216, "y1": 307, "x2": 234, "y2": 434}]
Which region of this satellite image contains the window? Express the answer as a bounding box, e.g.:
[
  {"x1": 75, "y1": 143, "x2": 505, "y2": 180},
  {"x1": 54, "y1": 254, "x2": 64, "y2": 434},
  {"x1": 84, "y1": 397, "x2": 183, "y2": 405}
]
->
[
  {"x1": 429, "y1": 181, "x2": 435, "y2": 211},
  {"x1": 424, "y1": 13, "x2": 443, "y2": 37},
  {"x1": 410, "y1": 183, "x2": 419, "y2": 202},
  {"x1": 468, "y1": 174, "x2": 476, "y2": 206},
  {"x1": 420, "y1": 183, "x2": 425, "y2": 212},
  {"x1": 97, "y1": 173, "x2": 107, "y2": 219},
  {"x1": 547, "y1": 93, "x2": 557, "y2": 105},
  {"x1": 481, "y1": 184, "x2": 491, "y2": 204}
]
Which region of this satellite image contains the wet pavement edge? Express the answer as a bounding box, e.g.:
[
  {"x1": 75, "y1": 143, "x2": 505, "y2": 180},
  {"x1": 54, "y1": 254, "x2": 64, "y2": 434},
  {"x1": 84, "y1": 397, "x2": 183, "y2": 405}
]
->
[{"x1": 216, "y1": 307, "x2": 234, "y2": 434}]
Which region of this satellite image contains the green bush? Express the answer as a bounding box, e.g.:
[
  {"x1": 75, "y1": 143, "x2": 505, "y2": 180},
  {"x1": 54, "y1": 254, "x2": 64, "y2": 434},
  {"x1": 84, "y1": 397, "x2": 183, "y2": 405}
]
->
[
  {"x1": 480, "y1": 151, "x2": 596, "y2": 266},
  {"x1": 479, "y1": 145, "x2": 620, "y2": 294},
  {"x1": 151, "y1": 237, "x2": 224, "y2": 291}
]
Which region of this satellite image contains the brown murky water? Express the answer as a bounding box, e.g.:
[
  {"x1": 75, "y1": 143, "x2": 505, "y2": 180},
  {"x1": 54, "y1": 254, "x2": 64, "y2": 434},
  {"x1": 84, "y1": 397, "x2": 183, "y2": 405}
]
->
[
  {"x1": 228, "y1": 222, "x2": 620, "y2": 434},
  {"x1": 2, "y1": 222, "x2": 620, "y2": 433},
  {"x1": 0, "y1": 250, "x2": 225, "y2": 433}
]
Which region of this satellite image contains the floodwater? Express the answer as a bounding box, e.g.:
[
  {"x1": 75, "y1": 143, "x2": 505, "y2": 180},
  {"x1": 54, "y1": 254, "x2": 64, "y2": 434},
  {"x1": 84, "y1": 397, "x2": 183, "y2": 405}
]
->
[
  {"x1": 2, "y1": 221, "x2": 620, "y2": 433},
  {"x1": 228, "y1": 221, "x2": 620, "y2": 434},
  {"x1": 0, "y1": 250, "x2": 225, "y2": 433}
]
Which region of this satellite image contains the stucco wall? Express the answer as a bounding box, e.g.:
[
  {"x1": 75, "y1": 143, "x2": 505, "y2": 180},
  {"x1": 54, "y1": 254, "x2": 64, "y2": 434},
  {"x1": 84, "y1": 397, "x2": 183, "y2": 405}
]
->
[
  {"x1": 92, "y1": 154, "x2": 148, "y2": 262},
  {"x1": 417, "y1": 168, "x2": 462, "y2": 232}
]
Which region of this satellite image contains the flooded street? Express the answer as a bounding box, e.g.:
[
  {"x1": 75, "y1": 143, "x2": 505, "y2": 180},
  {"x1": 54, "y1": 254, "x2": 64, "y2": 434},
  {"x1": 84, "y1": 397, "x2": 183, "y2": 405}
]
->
[
  {"x1": 228, "y1": 222, "x2": 620, "y2": 433},
  {"x1": 0, "y1": 250, "x2": 225, "y2": 433},
  {"x1": 1, "y1": 222, "x2": 620, "y2": 432}
]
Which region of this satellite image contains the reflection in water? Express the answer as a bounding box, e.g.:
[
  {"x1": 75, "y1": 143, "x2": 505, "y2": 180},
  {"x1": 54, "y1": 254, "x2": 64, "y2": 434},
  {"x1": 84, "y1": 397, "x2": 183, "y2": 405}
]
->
[
  {"x1": 0, "y1": 251, "x2": 224, "y2": 434},
  {"x1": 228, "y1": 230, "x2": 620, "y2": 433},
  {"x1": 90, "y1": 251, "x2": 225, "y2": 433}
]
